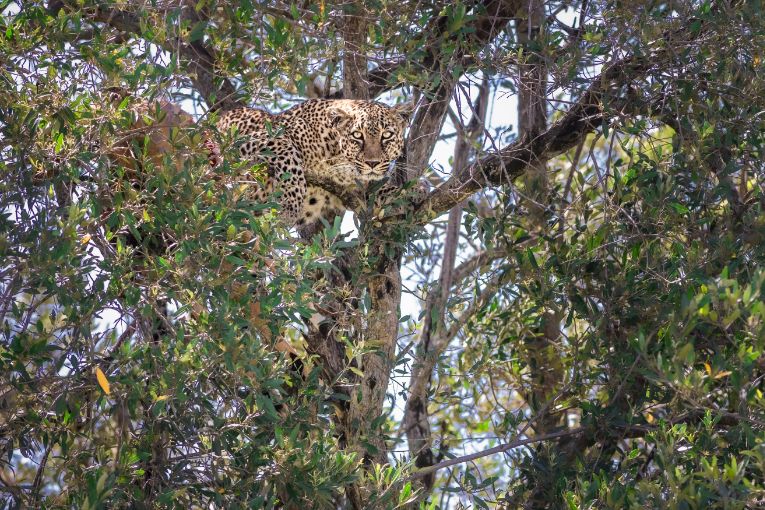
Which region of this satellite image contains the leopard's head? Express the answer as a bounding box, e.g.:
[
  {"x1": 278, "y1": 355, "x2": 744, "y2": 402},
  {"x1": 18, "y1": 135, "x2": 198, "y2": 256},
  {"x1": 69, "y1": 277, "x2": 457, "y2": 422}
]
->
[{"x1": 329, "y1": 101, "x2": 414, "y2": 181}]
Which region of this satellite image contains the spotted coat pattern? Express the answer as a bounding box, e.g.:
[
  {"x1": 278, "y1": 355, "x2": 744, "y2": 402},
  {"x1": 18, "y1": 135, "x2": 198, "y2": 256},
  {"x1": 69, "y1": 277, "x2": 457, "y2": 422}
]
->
[{"x1": 216, "y1": 99, "x2": 411, "y2": 233}]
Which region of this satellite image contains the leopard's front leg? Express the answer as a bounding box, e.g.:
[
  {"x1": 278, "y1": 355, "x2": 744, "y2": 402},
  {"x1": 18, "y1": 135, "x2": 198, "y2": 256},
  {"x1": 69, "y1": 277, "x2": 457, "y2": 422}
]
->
[{"x1": 239, "y1": 137, "x2": 307, "y2": 226}]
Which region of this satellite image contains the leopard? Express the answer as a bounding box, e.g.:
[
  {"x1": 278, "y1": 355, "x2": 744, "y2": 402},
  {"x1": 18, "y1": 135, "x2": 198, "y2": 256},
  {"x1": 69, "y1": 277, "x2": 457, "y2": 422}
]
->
[{"x1": 215, "y1": 98, "x2": 414, "y2": 236}]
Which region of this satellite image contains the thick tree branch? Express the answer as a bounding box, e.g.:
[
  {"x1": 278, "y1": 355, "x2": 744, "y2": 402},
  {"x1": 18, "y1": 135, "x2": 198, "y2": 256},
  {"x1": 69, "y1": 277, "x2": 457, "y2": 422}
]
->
[
  {"x1": 405, "y1": 0, "x2": 520, "y2": 179},
  {"x1": 328, "y1": 60, "x2": 406, "y2": 99},
  {"x1": 340, "y1": 3, "x2": 369, "y2": 101},
  {"x1": 413, "y1": 55, "x2": 653, "y2": 219},
  {"x1": 412, "y1": 7, "x2": 727, "y2": 221}
]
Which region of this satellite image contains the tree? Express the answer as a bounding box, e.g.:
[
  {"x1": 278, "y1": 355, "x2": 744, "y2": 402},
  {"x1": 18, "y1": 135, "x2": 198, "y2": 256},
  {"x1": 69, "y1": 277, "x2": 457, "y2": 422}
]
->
[{"x1": 2, "y1": 0, "x2": 765, "y2": 508}]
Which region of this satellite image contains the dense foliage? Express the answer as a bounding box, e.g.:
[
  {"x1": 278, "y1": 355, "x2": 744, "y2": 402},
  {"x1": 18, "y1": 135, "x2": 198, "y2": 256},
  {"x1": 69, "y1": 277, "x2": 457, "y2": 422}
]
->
[{"x1": 1, "y1": 0, "x2": 765, "y2": 508}]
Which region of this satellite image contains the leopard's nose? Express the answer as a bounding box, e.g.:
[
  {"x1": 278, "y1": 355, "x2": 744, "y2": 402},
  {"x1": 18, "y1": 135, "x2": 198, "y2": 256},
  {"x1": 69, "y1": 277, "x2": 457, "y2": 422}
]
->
[{"x1": 366, "y1": 160, "x2": 381, "y2": 169}]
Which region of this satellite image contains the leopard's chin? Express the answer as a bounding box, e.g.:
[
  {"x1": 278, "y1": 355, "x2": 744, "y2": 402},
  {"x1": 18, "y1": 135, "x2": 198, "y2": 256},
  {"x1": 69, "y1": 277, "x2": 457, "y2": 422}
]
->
[
  {"x1": 351, "y1": 165, "x2": 384, "y2": 181},
  {"x1": 361, "y1": 162, "x2": 392, "y2": 179},
  {"x1": 364, "y1": 171, "x2": 388, "y2": 182}
]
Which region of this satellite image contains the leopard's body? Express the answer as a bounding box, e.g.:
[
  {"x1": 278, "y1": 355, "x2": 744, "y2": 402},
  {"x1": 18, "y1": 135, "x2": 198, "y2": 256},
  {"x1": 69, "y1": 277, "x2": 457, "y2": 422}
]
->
[{"x1": 216, "y1": 99, "x2": 411, "y2": 234}]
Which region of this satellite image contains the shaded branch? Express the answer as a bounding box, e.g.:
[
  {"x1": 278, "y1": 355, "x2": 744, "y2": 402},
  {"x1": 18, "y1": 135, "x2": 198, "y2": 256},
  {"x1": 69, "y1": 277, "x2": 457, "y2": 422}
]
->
[
  {"x1": 328, "y1": 60, "x2": 406, "y2": 99},
  {"x1": 340, "y1": 2, "x2": 369, "y2": 101},
  {"x1": 408, "y1": 407, "x2": 761, "y2": 483}
]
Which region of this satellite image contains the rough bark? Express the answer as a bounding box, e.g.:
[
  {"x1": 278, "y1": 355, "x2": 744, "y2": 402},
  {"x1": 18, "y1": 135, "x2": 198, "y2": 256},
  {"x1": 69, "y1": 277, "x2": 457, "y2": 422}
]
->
[
  {"x1": 328, "y1": 60, "x2": 405, "y2": 100},
  {"x1": 517, "y1": 0, "x2": 549, "y2": 222},
  {"x1": 340, "y1": 3, "x2": 370, "y2": 101},
  {"x1": 346, "y1": 252, "x2": 402, "y2": 462}
]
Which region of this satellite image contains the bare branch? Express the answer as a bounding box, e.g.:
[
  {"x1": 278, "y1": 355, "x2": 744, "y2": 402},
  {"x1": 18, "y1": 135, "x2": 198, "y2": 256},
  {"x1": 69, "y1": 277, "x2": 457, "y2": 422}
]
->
[
  {"x1": 409, "y1": 427, "x2": 585, "y2": 480},
  {"x1": 450, "y1": 248, "x2": 505, "y2": 287},
  {"x1": 340, "y1": 3, "x2": 369, "y2": 101},
  {"x1": 442, "y1": 270, "x2": 504, "y2": 343},
  {"x1": 30, "y1": 444, "x2": 51, "y2": 505}
]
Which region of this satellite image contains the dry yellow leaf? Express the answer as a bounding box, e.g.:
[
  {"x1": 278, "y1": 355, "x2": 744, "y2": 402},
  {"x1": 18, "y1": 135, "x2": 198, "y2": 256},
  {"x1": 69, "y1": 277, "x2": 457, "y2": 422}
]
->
[
  {"x1": 704, "y1": 362, "x2": 712, "y2": 376},
  {"x1": 80, "y1": 234, "x2": 91, "y2": 245},
  {"x1": 714, "y1": 370, "x2": 732, "y2": 379},
  {"x1": 95, "y1": 367, "x2": 111, "y2": 395}
]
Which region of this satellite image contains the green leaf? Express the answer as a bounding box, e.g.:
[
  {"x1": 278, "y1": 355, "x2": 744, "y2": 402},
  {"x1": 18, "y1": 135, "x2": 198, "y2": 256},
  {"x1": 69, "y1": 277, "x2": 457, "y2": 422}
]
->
[
  {"x1": 526, "y1": 248, "x2": 539, "y2": 269},
  {"x1": 188, "y1": 21, "x2": 207, "y2": 42}
]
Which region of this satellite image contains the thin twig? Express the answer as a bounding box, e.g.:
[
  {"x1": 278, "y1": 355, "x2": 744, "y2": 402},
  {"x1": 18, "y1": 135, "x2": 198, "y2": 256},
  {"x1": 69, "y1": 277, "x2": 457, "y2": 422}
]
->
[{"x1": 31, "y1": 444, "x2": 51, "y2": 505}]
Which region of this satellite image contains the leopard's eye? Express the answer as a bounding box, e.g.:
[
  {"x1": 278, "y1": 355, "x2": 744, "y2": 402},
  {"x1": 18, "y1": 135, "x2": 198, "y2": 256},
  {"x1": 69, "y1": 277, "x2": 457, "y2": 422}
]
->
[
  {"x1": 381, "y1": 131, "x2": 393, "y2": 140},
  {"x1": 351, "y1": 131, "x2": 364, "y2": 140}
]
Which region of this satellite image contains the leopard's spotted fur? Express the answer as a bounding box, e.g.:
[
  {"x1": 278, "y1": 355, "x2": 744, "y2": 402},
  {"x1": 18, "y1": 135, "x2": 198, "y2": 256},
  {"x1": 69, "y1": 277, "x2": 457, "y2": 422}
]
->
[{"x1": 216, "y1": 99, "x2": 412, "y2": 234}]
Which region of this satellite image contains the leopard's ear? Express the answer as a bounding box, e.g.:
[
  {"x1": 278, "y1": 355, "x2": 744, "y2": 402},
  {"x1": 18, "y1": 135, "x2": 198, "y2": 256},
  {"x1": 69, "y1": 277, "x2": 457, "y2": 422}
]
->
[
  {"x1": 392, "y1": 101, "x2": 416, "y2": 122},
  {"x1": 328, "y1": 106, "x2": 353, "y2": 130}
]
